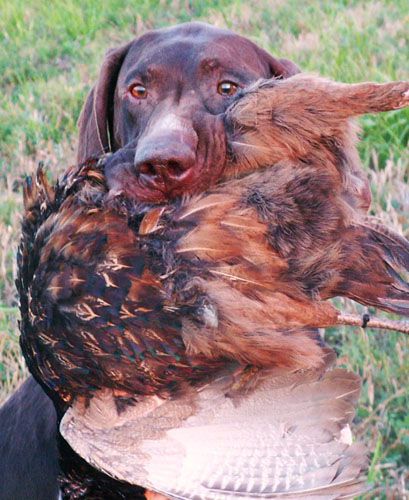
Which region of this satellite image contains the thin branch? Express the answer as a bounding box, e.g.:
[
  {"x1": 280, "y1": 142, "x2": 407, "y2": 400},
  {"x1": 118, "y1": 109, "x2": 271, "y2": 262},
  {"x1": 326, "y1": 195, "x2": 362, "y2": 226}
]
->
[{"x1": 336, "y1": 313, "x2": 409, "y2": 335}]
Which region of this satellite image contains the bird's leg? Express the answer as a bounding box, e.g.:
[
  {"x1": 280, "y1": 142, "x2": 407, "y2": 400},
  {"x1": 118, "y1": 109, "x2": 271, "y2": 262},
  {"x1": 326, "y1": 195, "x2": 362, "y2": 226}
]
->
[{"x1": 336, "y1": 312, "x2": 409, "y2": 334}]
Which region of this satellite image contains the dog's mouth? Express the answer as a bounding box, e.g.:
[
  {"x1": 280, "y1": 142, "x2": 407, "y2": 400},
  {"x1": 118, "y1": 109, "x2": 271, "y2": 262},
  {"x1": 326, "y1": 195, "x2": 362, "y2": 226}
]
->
[
  {"x1": 138, "y1": 163, "x2": 196, "y2": 197},
  {"x1": 104, "y1": 138, "x2": 227, "y2": 204},
  {"x1": 101, "y1": 109, "x2": 232, "y2": 204},
  {"x1": 104, "y1": 158, "x2": 225, "y2": 205}
]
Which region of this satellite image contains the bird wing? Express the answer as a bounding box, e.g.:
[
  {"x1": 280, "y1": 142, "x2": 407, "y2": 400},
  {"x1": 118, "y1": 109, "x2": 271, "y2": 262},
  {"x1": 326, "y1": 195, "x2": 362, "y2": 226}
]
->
[
  {"x1": 61, "y1": 364, "x2": 368, "y2": 499},
  {"x1": 18, "y1": 163, "x2": 225, "y2": 403}
]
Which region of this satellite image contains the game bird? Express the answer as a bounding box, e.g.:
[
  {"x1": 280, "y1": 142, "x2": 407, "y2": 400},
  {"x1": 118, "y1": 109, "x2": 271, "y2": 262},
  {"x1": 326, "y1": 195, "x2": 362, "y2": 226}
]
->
[{"x1": 17, "y1": 75, "x2": 409, "y2": 499}]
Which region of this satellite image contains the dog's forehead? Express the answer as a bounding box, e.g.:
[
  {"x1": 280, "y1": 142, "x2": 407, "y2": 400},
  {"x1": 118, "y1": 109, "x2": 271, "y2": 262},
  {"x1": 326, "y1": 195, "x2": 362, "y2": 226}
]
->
[{"x1": 120, "y1": 22, "x2": 270, "y2": 80}]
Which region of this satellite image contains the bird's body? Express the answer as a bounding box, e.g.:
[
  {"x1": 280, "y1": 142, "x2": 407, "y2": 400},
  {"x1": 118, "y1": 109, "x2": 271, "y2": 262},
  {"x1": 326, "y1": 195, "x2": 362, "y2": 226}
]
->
[
  {"x1": 17, "y1": 74, "x2": 409, "y2": 498},
  {"x1": 19, "y1": 155, "x2": 409, "y2": 405}
]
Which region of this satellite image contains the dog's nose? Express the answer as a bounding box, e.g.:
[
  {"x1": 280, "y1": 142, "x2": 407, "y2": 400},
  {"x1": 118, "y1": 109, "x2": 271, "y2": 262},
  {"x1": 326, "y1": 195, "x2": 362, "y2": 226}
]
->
[{"x1": 134, "y1": 140, "x2": 197, "y2": 193}]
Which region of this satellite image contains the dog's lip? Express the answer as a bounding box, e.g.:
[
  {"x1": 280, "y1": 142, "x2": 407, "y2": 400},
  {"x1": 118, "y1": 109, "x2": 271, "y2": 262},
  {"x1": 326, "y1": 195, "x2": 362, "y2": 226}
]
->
[
  {"x1": 105, "y1": 154, "x2": 218, "y2": 203},
  {"x1": 134, "y1": 176, "x2": 183, "y2": 203}
]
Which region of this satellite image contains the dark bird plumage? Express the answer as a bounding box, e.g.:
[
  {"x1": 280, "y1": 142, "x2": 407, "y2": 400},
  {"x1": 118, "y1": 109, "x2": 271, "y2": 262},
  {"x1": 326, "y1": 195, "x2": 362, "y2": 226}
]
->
[{"x1": 17, "y1": 75, "x2": 409, "y2": 498}]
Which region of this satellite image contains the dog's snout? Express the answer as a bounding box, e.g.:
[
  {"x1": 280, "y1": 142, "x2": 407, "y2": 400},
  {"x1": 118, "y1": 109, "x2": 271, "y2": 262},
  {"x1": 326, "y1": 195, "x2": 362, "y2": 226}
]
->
[
  {"x1": 135, "y1": 141, "x2": 196, "y2": 192},
  {"x1": 134, "y1": 112, "x2": 199, "y2": 194}
]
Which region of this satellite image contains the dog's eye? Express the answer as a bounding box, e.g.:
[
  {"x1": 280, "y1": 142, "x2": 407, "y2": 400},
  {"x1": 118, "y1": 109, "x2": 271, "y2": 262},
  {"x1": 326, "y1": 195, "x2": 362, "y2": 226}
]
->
[
  {"x1": 129, "y1": 84, "x2": 148, "y2": 99},
  {"x1": 217, "y1": 81, "x2": 238, "y2": 96}
]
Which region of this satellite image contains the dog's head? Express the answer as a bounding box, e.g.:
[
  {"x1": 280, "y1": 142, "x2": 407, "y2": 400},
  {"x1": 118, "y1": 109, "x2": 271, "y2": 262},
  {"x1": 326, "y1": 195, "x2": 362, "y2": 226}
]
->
[{"x1": 78, "y1": 22, "x2": 299, "y2": 203}]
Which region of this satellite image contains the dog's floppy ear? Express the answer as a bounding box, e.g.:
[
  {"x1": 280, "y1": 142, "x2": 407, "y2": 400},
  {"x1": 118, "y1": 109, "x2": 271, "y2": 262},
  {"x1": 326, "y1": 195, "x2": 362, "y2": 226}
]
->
[
  {"x1": 256, "y1": 46, "x2": 301, "y2": 78},
  {"x1": 77, "y1": 42, "x2": 132, "y2": 164},
  {"x1": 270, "y1": 57, "x2": 301, "y2": 77}
]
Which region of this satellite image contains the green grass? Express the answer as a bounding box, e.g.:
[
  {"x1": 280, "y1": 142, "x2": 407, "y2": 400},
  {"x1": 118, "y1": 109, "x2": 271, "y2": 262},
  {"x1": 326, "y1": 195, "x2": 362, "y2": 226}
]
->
[{"x1": 0, "y1": 0, "x2": 407, "y2": 497}]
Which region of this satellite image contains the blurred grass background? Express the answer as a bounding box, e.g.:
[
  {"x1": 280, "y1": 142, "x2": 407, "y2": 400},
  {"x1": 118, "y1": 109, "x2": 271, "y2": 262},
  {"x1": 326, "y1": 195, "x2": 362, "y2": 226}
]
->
[{"x1": 0, "y1": 0, "x2": 408, "y2": 497}]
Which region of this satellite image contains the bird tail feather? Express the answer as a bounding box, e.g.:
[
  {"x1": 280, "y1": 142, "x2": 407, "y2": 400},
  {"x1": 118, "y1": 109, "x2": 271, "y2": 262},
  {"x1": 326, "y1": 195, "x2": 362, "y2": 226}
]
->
[
  {"x1": 334, "y1": 217, "x2": 409, "y2": 315},
  {"x1": 61, "y1": 364, "x2": 369, "y2": 499}
]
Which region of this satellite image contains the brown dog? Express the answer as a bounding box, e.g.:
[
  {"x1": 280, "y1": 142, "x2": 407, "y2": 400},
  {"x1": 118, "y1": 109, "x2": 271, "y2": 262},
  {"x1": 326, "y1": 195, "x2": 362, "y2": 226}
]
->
[{"x1": 78, "y1": 22, "x2": 299, "y2": 203}]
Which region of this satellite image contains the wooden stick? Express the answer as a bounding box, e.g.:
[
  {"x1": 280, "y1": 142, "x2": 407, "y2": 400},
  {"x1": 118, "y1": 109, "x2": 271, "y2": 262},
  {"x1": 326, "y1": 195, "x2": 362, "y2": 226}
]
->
[{"x1": 336, "y1": 313, "x2": 409, "y2": 335}]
